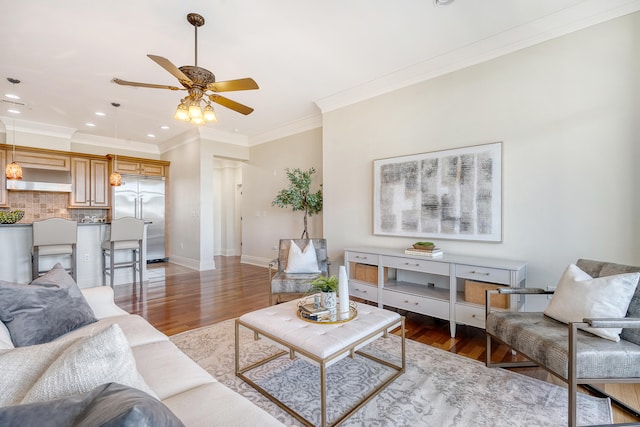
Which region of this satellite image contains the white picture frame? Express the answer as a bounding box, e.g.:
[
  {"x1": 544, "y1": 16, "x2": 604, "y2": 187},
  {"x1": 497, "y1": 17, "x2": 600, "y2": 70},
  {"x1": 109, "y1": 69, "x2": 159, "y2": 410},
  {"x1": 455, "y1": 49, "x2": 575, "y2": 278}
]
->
[{"x1": 373, "y1": 142, "x2": 502, "y2": 242}]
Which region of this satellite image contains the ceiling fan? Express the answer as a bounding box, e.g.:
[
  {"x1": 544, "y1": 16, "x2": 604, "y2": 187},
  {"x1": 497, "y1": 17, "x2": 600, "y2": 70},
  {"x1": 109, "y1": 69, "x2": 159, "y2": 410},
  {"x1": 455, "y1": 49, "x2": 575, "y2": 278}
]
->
[{"x1": 112, "y1": 13, "x2": 258, "y2": 125}]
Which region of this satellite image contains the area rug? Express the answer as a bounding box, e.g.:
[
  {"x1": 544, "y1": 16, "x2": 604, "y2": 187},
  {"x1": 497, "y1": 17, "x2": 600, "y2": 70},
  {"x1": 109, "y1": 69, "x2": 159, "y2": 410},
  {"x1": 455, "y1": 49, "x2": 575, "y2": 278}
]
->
[{"x1": 170, "y1": 319, "x2": 612, "y2": 427}]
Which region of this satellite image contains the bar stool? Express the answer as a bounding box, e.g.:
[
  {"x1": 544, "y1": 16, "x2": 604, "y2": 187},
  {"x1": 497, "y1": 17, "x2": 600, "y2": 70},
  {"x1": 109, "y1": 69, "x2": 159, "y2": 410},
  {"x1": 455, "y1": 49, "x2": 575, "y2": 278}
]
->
[
  {"x1": 32, "y1": 218, "x2": 78, "y2": 281},
  {"x1": 102, "y1": 217, "x2": 144, "y2": 287}
]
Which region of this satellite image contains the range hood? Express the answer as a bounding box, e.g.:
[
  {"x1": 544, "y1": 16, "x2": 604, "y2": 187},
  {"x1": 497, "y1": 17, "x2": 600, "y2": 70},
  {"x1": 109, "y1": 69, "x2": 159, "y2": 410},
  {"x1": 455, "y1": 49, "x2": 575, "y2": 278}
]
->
[{"x1": 6, "y1": 168, "x2": 73, "y2": 193}]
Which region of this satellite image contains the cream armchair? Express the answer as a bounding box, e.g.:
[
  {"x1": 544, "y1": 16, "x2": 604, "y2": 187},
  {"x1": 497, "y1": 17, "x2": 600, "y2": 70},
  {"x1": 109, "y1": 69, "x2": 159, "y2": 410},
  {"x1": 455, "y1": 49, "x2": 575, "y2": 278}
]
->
[{"x1": 485, "y1": 259, "x2": 640, "y2": 427}]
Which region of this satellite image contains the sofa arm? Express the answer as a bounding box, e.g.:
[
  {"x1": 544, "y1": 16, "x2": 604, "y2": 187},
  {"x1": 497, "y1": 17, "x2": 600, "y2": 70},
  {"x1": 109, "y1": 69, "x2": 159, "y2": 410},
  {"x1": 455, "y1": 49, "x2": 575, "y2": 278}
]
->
[
  {"x1": 584, "y1": 317, "x2": 640, "y2": 329},
  {"x1": 81, "y1": 286, "x2": 129, "y2": 319}
]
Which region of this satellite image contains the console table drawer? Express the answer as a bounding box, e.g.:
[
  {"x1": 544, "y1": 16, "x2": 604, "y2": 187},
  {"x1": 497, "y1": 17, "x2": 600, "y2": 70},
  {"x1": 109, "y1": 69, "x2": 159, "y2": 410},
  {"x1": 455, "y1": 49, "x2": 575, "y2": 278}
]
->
[
  {"x1": 381, "y1": 255, "x2": 449, "y2": 276},
  {"x1": 455, "y1": 264, "x2": 510, "y2": 285},
  {"x1": 383, "y1": 289, "x2": 449, "y2": 319},
  {"x1": 455, "y1": 304, "x2": 485, "y2": 329},
  {"x1": 349, "y1": 282, "x2": 377, "y2": 303},
  {"x1": 347, "y1": 251, "x2": 379, "y2": 265}
]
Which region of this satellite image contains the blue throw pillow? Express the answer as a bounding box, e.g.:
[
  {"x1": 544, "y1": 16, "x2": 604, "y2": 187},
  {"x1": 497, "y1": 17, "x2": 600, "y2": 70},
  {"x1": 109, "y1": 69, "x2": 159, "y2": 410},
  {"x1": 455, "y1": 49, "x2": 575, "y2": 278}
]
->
[
  {"x1": 0, "y1": 268, "x2": 97, "y2": 347},
  {"x1": 0, "y1": 382, "x2": 185, "y2": 427}
]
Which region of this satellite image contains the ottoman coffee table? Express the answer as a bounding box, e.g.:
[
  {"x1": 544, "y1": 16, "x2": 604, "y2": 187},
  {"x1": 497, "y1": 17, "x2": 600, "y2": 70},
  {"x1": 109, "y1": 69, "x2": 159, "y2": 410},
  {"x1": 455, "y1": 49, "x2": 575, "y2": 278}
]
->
[{"x1": 235, "y1": 298, "x2": 405, "y2": 427}]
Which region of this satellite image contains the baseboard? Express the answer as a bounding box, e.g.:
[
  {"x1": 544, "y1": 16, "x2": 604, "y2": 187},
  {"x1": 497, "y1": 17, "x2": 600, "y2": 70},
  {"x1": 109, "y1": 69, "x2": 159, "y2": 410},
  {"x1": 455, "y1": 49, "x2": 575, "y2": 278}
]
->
[
  {"x1": 170, "y1": 255, "x2": 216, "y2": 271},
  {"x1": 240, "y1": 255, "x2": 271, "y2": 268}
]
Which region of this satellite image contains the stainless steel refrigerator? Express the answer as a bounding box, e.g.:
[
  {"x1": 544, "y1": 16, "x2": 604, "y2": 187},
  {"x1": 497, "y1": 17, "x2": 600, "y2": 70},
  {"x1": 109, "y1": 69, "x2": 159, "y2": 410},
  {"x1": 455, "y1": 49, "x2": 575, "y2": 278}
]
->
[{"x1": 113, "y1": 175, "x2": 167, "y2": 263}]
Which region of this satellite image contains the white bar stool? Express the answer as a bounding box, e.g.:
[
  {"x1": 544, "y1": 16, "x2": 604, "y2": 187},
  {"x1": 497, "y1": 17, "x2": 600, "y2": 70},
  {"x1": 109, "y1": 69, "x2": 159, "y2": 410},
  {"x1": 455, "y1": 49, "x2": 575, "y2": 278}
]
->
[
  {"x1": 102, "y1": 217, "x2": 144, "y2": 287},
  {"x1": 32, "y1": 218, "x2": 78, "y2": 281}
]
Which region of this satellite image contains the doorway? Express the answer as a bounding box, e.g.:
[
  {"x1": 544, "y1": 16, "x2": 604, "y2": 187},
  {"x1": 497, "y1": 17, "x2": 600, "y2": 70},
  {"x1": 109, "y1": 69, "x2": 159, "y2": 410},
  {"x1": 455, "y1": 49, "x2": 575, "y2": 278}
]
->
[{"x1": 213, "y1": 158, "x2": 243, "y2": 256}]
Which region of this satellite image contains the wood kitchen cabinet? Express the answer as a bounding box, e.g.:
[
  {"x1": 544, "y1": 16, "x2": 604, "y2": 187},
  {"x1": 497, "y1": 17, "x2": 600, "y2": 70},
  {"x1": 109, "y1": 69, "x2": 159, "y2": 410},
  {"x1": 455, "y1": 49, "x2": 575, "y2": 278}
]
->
[
  {"x1": 70, "y1": 157, "x2": 109, "y2": 208},
  {"x1": 114, "y1": 158, "x2": 165, "y2": 177},
  {"x1": 13, "y1": 150, "x2": 70, "y2": 170}
]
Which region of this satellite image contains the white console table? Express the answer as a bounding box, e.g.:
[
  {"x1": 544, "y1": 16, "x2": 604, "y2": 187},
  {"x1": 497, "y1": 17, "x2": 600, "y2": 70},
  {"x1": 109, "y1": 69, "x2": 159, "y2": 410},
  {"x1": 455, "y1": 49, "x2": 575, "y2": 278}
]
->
[{"x1": 345, "y1": 247, "x2": 527, "y2": 337}]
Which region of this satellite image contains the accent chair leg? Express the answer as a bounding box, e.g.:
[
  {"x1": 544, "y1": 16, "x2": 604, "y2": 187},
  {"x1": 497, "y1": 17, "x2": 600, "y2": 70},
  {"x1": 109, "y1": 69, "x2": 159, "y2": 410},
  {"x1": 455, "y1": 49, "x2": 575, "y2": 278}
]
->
[
  {"x1": 137, "y1": 240, "x2": 143, "y2": 287},
  {"x1": 109, "y1": 242, "x2": 115, "y2": 287}
]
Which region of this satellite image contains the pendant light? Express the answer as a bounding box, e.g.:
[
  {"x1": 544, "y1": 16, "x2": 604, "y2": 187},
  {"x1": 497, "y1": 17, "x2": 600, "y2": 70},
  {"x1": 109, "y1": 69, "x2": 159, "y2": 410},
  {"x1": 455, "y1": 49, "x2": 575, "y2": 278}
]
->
[
  {"x1": 5, "y1": 78, "x2": 23, "y2": 180},
  {"x1": 109, "y1": 102, "x2": 122, "y2": 186}
]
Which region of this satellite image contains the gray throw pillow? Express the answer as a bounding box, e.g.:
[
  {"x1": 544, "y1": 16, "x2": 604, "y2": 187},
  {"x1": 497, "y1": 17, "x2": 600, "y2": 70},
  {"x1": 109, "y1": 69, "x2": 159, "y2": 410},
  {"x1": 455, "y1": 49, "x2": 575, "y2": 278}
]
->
[
  {"x1": 0, "y1": 275, "x2": 97, "y2": 347},
  {"x1": 0, "y1": 382, "x2": 185, "y2": 427},
  {"x1": 31, "y1": 262, "x2": 85, "y2": 299}
]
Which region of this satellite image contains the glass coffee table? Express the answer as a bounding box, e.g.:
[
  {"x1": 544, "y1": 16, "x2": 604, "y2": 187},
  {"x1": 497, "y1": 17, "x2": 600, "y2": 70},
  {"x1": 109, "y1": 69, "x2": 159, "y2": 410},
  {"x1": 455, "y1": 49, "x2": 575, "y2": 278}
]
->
[{"x1": 235, "y1": 298, "x2": 405, "y2": 427}]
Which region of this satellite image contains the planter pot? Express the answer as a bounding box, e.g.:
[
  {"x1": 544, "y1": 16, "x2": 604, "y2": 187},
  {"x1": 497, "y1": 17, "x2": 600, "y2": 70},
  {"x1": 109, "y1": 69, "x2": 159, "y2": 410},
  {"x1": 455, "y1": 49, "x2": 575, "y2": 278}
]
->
[{"x1": 321, "y1": 291, "x2": 337, "y2": 310}]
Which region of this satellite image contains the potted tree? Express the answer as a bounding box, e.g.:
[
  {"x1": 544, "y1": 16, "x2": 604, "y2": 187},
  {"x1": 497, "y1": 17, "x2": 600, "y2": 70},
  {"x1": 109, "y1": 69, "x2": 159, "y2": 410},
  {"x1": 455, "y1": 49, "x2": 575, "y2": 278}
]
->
[{"x1": 272, "y1": 167, "x2": 323, "y2": 239}]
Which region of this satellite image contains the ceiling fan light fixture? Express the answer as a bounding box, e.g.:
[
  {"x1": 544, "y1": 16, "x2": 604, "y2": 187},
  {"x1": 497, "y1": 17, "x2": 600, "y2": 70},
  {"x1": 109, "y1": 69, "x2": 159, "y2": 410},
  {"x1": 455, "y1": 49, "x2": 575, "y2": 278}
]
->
[
  {"x1": 191, "y1": 116, "x2": 204, "y2": 125},
  {"x1": 188, "y1": 100, "x2": 203, "y2": 118},
  {"x1": 174, "y1": 102, "x2": 189, "y2": 121},
  {"x1": 203, "y1": 104, "x2": 217, "y2": 122}
]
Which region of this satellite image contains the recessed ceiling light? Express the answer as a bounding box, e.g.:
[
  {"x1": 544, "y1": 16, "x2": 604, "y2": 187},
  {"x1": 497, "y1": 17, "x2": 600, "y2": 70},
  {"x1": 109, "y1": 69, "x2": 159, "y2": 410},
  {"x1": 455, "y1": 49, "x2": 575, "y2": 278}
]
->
[
  {"x1": 7, "y1": 109, "x2": 20, "y2": 114},
  {"x1": 160, "y1": 125, "x2": 169, "y2": 130},
  {"x1": 5, "y1": 94, "x2": 19, "y2": 100},
  {"x1": 433, "y1": 0, "x2": 454, "y2": 6},
  {"x1": 147, "y1": 134, "x2": 156, "y2": 138},
  {"x1": 95, "y1": 111, "x2": 106, "y2": 116},
  {"x1": 233, "y1": 128, "x2": 240, "y2": 133},
  {"x1": 86, "y1": 123, "x2": 96, "y2": 127}
]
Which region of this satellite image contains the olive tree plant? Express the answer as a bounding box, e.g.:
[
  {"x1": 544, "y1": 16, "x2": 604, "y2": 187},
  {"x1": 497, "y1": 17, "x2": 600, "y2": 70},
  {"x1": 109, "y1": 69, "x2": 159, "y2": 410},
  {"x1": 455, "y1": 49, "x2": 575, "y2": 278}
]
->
[{"x1": 272, "y1": 167, "x2": 323, "y2": 239}]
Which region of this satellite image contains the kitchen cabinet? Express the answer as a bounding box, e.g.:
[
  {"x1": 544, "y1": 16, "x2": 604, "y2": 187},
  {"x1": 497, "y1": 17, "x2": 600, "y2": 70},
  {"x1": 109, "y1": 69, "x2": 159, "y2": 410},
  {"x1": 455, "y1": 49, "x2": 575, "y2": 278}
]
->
[
  {"x1": 114, "y1": 159, "x2": 165, "y2": 177},
  {"x1": 0, "y1": 150, "x2": 7, "y2": 207},
  {"x1": 13, "y1": 150, "x2": 70, "y2": 170},
  {"x1": 345, "y1": 247, "x2": 527, "y2": 337},
  {"x1": 70, "y1": 157, "x2": 109, "y2": 208}
]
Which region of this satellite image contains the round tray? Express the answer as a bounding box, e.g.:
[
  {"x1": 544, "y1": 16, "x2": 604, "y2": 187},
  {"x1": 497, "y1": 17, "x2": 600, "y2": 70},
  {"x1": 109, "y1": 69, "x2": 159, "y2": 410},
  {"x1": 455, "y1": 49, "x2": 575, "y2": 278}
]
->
[{"x1": 297, "y1": 300, "x2": 358, "y2": 324}]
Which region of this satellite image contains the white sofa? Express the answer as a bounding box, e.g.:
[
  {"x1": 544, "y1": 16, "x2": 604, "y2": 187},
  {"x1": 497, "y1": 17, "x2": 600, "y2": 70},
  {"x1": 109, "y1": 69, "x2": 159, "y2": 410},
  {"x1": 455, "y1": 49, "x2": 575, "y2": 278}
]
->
[{"x1": 0, "y1": 286, "x2": 284, "y2": 427}]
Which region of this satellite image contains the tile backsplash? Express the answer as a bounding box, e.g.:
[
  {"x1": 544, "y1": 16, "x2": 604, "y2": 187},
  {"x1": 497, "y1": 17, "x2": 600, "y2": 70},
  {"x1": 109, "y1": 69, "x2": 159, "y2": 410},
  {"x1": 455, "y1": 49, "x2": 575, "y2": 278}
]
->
[{"x1": 2, "y1": 191, "x2": 108, "y2": 223}]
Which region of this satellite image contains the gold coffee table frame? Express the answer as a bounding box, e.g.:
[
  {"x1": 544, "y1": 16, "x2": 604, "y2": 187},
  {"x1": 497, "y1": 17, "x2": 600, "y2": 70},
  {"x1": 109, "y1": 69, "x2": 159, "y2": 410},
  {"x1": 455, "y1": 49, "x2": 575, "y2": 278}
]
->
[{"x1": 235, "y1": 314, "x2": 405, "y2": 427}]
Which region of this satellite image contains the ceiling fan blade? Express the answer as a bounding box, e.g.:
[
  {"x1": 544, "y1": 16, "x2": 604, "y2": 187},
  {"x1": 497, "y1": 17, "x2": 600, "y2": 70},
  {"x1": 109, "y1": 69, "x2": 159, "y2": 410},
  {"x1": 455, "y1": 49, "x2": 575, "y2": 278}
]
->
[
  {"x1": 207, "y1": 78, "x2": 259, "y2": 92},
  {"x1": 147, "y1": 54, "x2": 193, "y2": 87},
  {"x1": 111, "y1": 78, "x2": 184, "y2": 91},
  {"x1": 209, "y1": 94, "x2": 254, "y2": 115}
]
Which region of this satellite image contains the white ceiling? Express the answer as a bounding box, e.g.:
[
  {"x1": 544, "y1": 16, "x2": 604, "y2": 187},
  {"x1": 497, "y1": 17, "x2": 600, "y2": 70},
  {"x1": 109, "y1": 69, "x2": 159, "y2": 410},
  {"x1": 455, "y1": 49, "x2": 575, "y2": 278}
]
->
[{"x1": 1, "y1": 0, "x2": 639, "y2": 149}]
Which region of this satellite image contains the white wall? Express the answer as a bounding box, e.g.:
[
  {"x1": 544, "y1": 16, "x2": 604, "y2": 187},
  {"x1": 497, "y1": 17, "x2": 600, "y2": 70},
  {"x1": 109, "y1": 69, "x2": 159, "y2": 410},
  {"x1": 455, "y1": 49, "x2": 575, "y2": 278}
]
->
[
  {"x1": 241, "y1": 128, "x2": 323, "y2": 266},
  {"x1": 322, "y1": 12, "x2": 640, "y2": 310}
]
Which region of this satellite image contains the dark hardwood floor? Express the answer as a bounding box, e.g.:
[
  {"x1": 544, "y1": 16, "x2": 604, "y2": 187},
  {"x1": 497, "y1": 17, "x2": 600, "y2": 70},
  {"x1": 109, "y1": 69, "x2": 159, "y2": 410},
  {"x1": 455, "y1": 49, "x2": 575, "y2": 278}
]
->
[{"x1": 114, "y1": 256, "x2": 639, "y2": 424}]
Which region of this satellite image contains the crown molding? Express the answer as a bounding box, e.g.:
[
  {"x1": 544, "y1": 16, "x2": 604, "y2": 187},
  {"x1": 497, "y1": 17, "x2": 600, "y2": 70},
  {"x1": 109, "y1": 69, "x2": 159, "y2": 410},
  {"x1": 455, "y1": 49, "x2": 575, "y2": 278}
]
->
[
  {"x1": 315, "y1": 0, "x2": 640, "y2": 113},
  {"x1": 248, "y1": 114, "x2": 322, "y2": 146},
  {"x1": 0, "y1": 116, "x2": 76, "y2": 139},
  {"x1": 198, "y1": 126, "x2": 249, "y2": 146},
  {"x1": 71, "y1": 133, "x2": 161, "y2": 154}
]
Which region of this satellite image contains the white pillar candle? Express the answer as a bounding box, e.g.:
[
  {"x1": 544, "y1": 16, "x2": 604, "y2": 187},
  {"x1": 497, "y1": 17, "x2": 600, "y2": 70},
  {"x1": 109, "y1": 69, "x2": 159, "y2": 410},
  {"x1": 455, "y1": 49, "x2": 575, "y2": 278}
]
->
[{"x1": 338, "y1": 265, "x2": 350, "y2": 314}]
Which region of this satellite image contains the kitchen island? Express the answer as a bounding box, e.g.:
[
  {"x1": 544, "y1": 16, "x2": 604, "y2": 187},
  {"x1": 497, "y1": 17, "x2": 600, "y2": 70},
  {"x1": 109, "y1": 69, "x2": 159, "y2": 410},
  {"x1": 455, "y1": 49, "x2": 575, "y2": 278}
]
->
[{"x1": 0, "y1": 222, "x2": 148, "y2": 287}]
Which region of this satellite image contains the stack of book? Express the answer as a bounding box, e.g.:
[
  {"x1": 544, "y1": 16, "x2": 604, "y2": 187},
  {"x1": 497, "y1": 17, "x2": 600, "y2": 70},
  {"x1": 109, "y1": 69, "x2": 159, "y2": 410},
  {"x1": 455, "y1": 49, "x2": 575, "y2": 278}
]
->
[
  {"x1": 404, "y1": 246, "x2": 443, "y2": 257},
  {"x1": 298, "y1": 303, "x2": 332, "y2": 321}
]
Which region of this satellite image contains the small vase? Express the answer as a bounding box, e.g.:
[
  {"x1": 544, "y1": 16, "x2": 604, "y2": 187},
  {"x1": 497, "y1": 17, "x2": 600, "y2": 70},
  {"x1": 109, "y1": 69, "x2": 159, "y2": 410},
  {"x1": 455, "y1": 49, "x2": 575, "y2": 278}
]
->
[{"x1": 321, "y1": 291, "x2": 337, "y2": 310}]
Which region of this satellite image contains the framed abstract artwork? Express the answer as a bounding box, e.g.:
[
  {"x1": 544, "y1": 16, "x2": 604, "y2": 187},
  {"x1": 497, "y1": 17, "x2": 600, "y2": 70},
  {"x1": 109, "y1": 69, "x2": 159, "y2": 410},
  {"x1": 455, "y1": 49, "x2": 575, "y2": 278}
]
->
[{"x1": 373, "y1": 142, "x2": 502, "y2": 242}]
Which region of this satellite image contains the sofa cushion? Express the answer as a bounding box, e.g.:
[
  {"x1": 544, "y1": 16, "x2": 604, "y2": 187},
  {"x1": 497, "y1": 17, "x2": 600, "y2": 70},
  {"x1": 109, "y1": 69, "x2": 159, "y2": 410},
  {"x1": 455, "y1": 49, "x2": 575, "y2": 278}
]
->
[
  {"x1": 486, "y1": 311, "x2": 640, "y2": 379},
  {"x1": 0, "y1": 383, "x2": 184, "y2": 427},
  {"x1": 131, "y1": 341, "x2": 216, "y2": 400},
  {"x1": 162, "y1": 382, "x2": 284, "y2": 427},
  {"x1": 0, "y1": 279, "x2": 96, "y2": 347},
  {"x1": 284, "y1": 240, "x2": 320, "y2": 273},
  {"x1": 22, "y1": 324, "x2": 156, "y2": 404},
  {"x1": 60, "y1": 314, "x2": 169, "y2": 349},
  {"x1": 30, "y1": 262, "x2": 85, "y2": 300},
  {"x1": 544, "y1": 264, "x2": 639, "y2": 341},
  {"x1": 576, "y1": 259, "x2": 640, "y2": 346}
]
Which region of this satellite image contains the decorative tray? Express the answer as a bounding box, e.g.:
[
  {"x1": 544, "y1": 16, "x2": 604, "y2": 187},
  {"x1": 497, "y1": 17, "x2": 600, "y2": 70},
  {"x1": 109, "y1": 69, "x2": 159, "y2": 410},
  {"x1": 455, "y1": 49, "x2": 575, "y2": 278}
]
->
[{"x1": 297, "y1": 299, "x2": 358, "y2": 324}]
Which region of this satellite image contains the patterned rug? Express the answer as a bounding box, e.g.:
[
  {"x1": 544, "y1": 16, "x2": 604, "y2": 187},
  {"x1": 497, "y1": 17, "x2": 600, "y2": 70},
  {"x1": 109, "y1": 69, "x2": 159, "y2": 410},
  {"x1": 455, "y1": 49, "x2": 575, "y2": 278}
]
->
[{"x1": 170, "y1": 319, "x2": 612, "y2": 427}]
